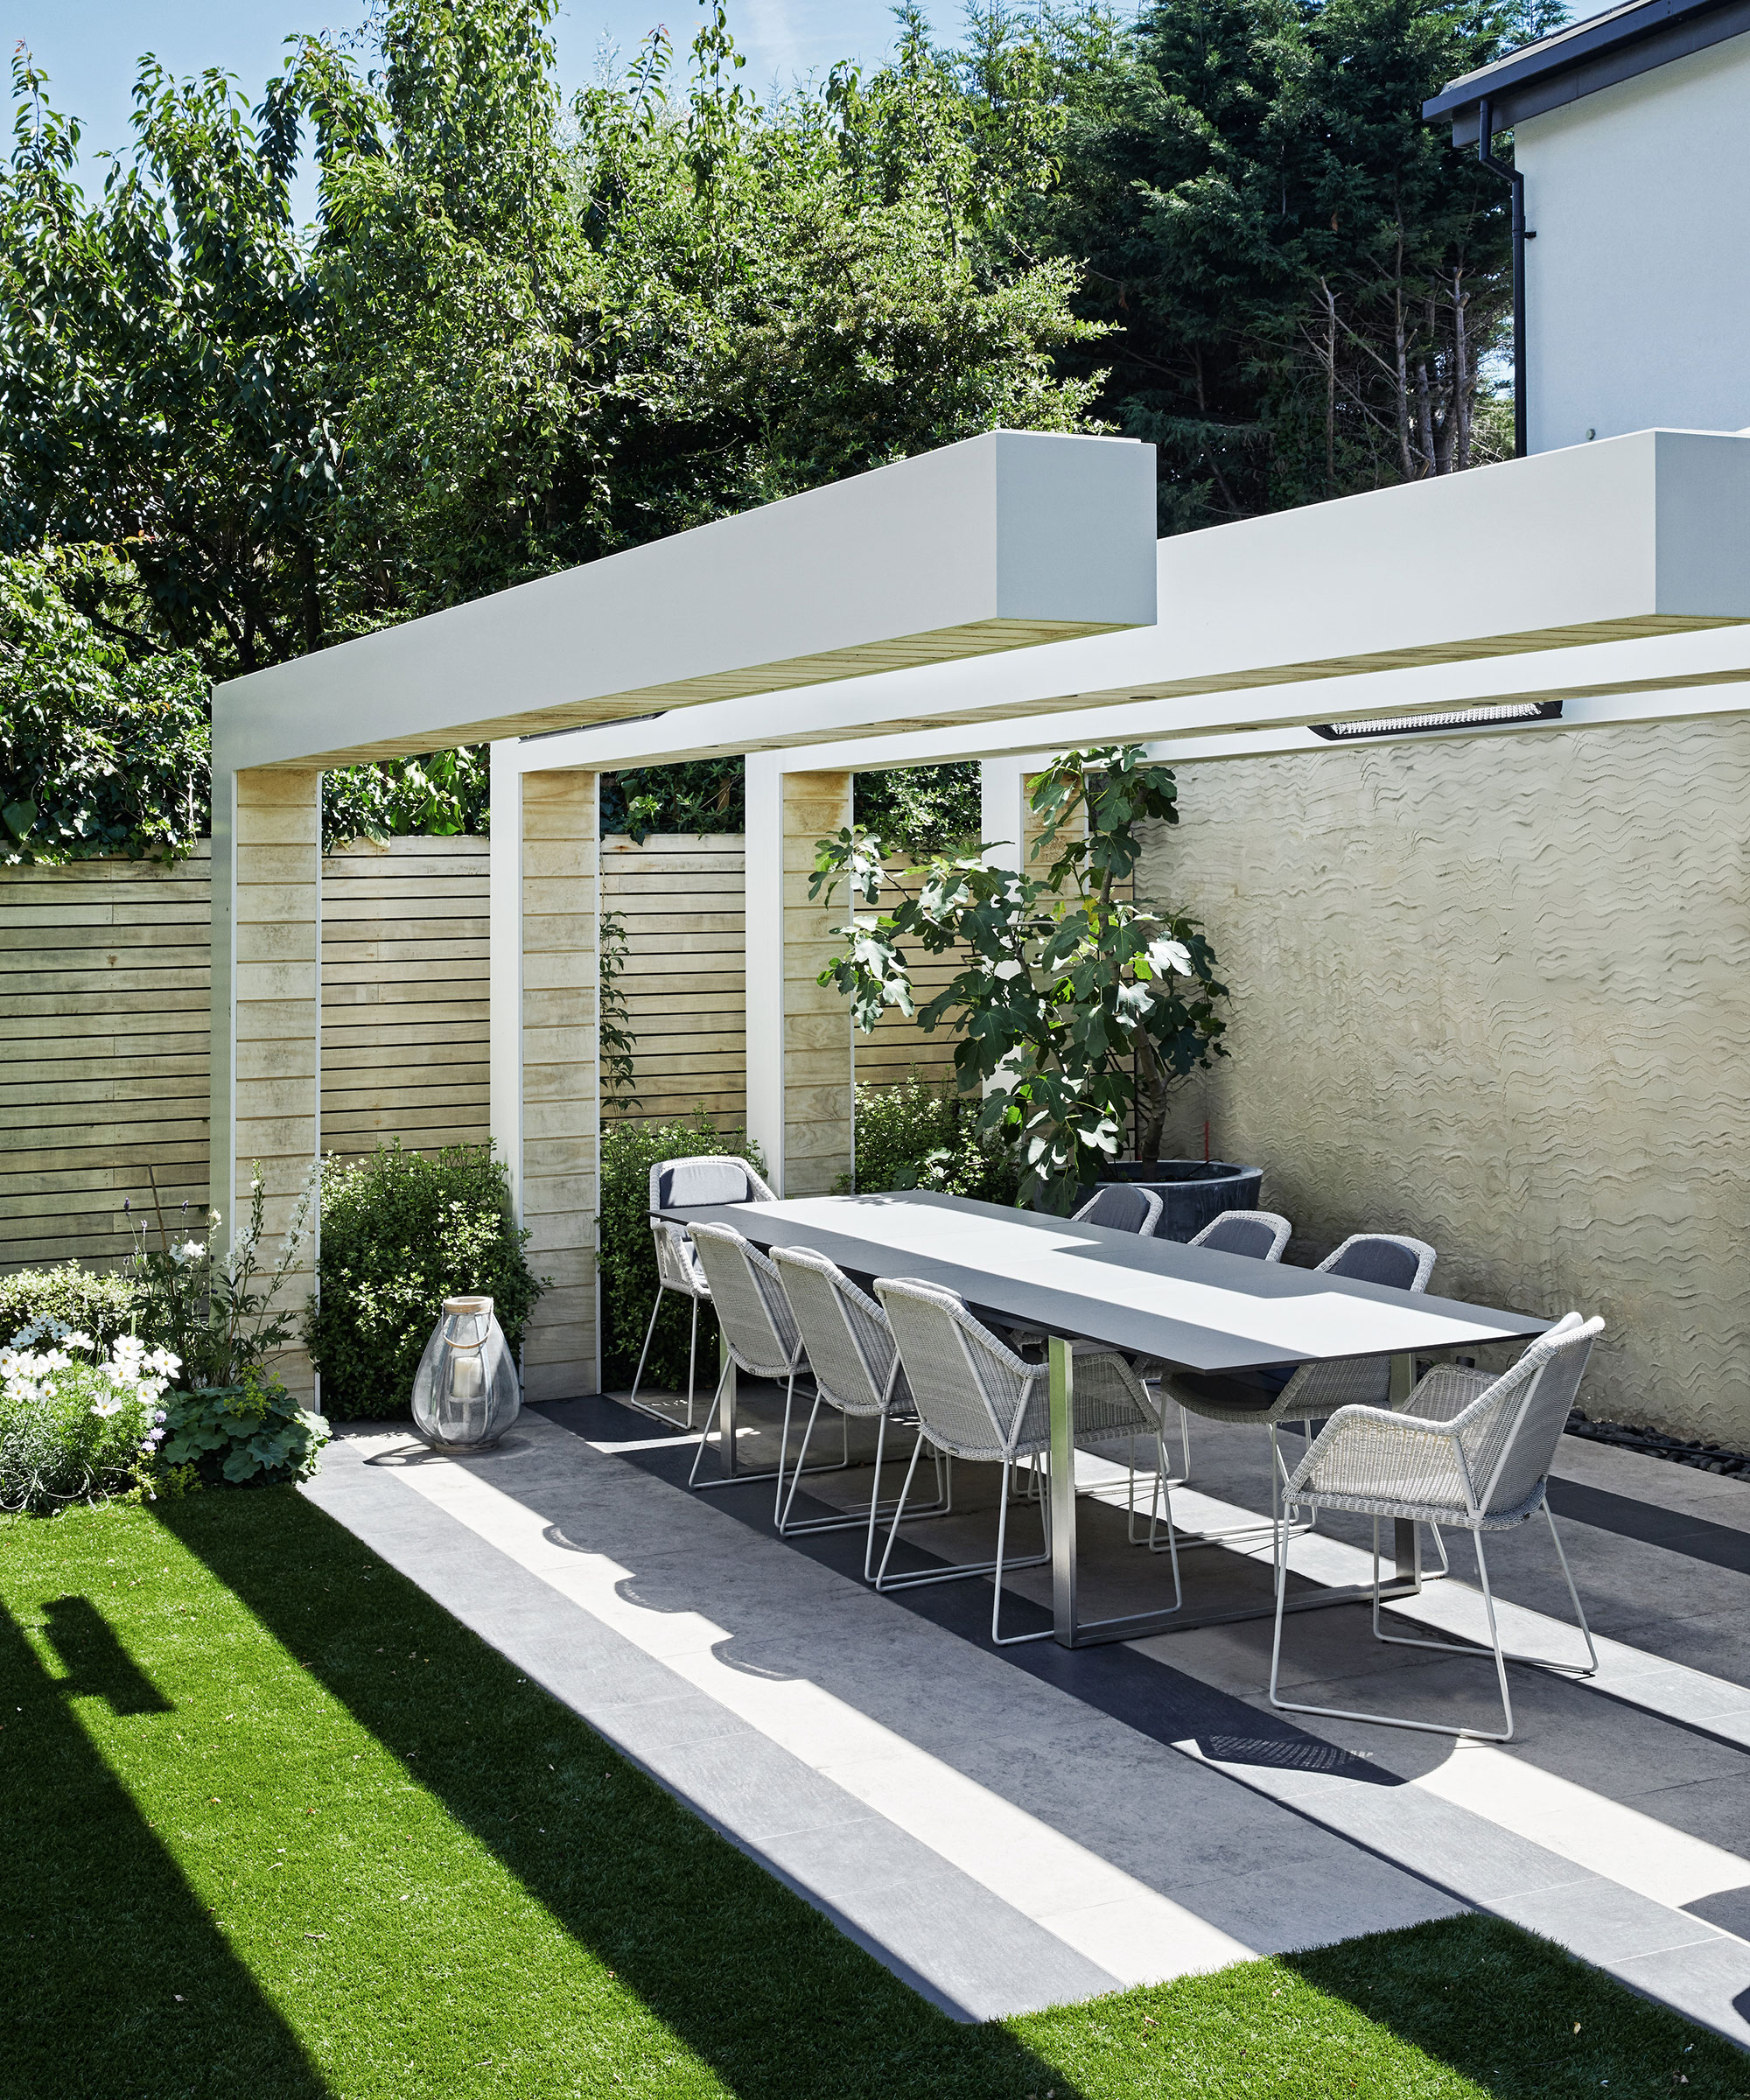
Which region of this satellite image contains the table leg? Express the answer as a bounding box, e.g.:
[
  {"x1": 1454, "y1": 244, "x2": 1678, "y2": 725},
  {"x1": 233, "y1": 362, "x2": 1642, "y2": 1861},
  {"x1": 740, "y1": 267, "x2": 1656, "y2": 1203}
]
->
[
  {"x1": 1389, "y1": 1351, "x2": 1421, "y2": 1591},
  {"x1": 720, "y1": 1329, "x2": 739, "y2": 1479},
  {"x1": 1049, "y1": 1335, "x2": 1078, "y2": 1645}
]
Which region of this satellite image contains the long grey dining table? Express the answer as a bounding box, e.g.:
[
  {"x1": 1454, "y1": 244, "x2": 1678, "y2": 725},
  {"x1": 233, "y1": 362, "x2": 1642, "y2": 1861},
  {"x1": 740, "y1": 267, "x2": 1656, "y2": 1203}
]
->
[{"x1": 655, "y1": 1189, "x2": 1550, "y2": 1648}]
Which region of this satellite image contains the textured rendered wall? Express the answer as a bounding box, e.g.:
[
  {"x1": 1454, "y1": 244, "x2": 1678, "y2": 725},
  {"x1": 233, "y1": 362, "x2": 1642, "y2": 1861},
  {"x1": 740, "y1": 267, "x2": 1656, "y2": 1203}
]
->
[{"x1": 1140, "y1": 716, "x2": 1750, "y2": 1445}]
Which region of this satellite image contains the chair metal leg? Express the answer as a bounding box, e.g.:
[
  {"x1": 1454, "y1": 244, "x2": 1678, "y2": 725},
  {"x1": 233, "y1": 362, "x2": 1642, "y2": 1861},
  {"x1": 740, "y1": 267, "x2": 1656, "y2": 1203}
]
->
[
  {"x1": 628, "y1": 1284, "x2": 662, "y2": 1406},
  {"x1": 1370, "y1": 1506, "x2": 1595, "y2": 1676},
  {"x1": 686, "y1": 1298, "x2": 700, "y2": 1430},
  {"x1": 687, "y1": 1357, "x2": 732, "y2": 1488},
  {"x1": 1270, "y1": 1497, "x2": 1596, "y2": 1740},
  {"x1": 992, "y1": 1458, "x2": 1054, "y2": 1645},
  {"x1": 874, "y1": 1441, "x2": 1048, "y2": 1595},
  {"x1": 1144, "y1": 1418, "x2": 1312, "y2": 1554}
]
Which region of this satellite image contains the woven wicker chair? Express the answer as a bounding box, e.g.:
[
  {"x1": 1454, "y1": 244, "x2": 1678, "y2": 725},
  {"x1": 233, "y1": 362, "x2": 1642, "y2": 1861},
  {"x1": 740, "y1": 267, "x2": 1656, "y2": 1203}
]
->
[
  {"x1": 1270, "y1": 1312, "x2": 1603, "y2": 1741},
  {"x1": 1144, "y1": 1208, "x2": 1293, "y2": 1482},
  {"x1": 1073, "y1": 1183, "x2": 1164, "y2": 1236},
  {"x1": 873, "y1": 1276, "x2": 1179, "y2": 1643},
  {"x1": 1146, "y1": 1232, "x2": 1437, "y2": 1555},
  {"x1": 769, "y1": 1245, "x2": 950, "y2": 1565},
  {"x1": 629, "y1": 1156, "x2": 776, "y2": 1427},
  {"x1": 684, "y1": 1222, "x2": 846, "y2": 1494}
]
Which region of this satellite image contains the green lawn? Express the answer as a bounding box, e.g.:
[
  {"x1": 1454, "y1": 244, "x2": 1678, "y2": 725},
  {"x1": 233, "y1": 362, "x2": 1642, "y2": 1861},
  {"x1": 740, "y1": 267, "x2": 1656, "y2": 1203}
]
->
[{"x1": 3, "y1": 1487, "x2": 1742, "y2": 2099}]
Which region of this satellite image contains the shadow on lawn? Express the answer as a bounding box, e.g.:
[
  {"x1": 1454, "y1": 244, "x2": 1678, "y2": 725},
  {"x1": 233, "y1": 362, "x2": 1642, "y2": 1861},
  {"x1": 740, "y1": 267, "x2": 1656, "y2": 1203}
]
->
[
  {"x1": 41, "y1": 1593, "x2": 176, "y2": 1715},
  {"x1": 1, "y1": 1597, "x2": 331, "y2": 2100},
  {"x1": 158, "y1": 1489, "x2": 1088, "y2": 2100}
]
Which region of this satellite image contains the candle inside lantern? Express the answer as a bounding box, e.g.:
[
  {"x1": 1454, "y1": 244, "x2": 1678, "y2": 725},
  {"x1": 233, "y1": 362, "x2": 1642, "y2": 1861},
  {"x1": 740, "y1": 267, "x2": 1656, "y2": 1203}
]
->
[{"x1": 411, "y1": 1294, "x2": 519, "y2": 1453}]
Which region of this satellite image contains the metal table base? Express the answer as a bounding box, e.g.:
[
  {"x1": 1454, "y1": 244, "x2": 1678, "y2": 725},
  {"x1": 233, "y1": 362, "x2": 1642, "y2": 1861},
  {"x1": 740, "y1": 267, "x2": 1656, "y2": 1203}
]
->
[{"x1": 1047, "y1": 1337, "x2": 1428, "y2": 1648}]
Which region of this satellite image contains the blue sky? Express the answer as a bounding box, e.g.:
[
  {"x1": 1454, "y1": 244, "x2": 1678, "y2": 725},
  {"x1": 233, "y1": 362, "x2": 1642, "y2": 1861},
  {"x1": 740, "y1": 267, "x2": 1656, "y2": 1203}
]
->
[{"x1": 7, "y1": 0, "x2": 920, "y2": 211}]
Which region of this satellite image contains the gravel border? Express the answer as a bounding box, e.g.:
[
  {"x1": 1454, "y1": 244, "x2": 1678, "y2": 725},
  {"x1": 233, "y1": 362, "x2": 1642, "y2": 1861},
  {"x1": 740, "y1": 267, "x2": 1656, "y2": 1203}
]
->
[{"x1": 1565, "y1": 1411, "x2": 1750, "y2": 1481}]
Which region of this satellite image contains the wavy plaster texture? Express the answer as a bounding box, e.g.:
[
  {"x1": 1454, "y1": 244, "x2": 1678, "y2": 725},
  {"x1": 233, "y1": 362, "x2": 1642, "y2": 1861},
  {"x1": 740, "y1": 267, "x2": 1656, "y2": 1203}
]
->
[{"x1": 1139, "y1": 717, "x2": 1750, "y2": 1446}]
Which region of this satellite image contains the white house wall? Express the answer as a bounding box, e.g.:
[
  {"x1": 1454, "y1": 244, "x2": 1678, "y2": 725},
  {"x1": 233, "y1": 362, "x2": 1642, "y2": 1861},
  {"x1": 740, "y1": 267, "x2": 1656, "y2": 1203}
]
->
[{"x1": 1518, "y1": 36, "x2": 1750, "y2": 452}]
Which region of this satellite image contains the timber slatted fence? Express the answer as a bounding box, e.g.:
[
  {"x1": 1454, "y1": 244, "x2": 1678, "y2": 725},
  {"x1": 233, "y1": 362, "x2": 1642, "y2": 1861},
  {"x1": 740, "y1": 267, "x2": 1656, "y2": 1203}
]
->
[
  {"x1": 2, "y1": 849, "x2": 214, "y2": 1274},
  {"x1": 321, "y1": 836, "x2": 491, "y2": 1160},
  {"x1": 1, "y1": 838, "x2": 494, "y2": 1275},
  {"x1": 2, "y1": 830, "x2": 962, "y2": 1273},
  {"x1": 602, "y1": 834, "x2": 747, "y2": 1128}
]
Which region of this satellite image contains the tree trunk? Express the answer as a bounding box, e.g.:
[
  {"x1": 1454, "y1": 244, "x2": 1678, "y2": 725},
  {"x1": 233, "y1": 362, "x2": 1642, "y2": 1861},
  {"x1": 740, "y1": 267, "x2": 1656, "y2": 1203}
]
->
[{"x1": 1452, "y1": 269, "x2": 1473, "y2": 470}]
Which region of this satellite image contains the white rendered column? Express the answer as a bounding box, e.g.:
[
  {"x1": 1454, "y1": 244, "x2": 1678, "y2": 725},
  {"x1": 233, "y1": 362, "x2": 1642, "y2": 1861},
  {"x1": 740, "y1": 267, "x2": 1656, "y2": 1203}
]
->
[
  {"x1": 487, "y1": 739, "x2": 524, "y2": 1223},
  {"x1": 744, "y1": 752, "x2": 785, "y2": 1189}
]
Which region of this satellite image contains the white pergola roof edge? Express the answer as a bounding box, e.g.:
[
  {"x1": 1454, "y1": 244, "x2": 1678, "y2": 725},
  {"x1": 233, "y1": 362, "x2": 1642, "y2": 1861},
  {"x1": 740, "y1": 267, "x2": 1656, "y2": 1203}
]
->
[
  {"x1": 508, "y1": 428, "x2": 1750, "y2": 779},
  {"x1": 210, "y1": 430, "x2": 1158, "y2": 774},
  {"x1": 510, "y1": 610, "x2": 1750, "y2": 779}
]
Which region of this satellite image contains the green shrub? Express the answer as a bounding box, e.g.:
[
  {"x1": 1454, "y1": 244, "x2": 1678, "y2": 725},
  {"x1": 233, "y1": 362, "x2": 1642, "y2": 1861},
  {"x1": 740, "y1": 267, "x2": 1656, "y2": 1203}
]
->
[
  {"x1": 0, "y1": 1265, "x2": 146, "y2": 1350},
  {"x1": 305, "y1": 1140, "x2": 542, "y2": 1419},
  {"x1": 0, "y1": 1324, "x2": 175, "y2": 1513},
  {"x1": 598, "y1": 1116, "x2": 767, "y2": 1391},
  {"x1": 158, "y1": 1368, "x2": 329, "y2": 1487},
  {"x1": 847, "y1": 1074, "x2": 1022, "y2": 1206}
]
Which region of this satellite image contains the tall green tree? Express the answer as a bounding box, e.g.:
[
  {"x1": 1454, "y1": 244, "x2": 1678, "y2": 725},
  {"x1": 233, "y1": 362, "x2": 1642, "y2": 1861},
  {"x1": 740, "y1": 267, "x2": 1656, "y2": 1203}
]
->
[
  {"x1": 0, "y1": 51, "x2": 340, "y2": 670},
  {"x1": 1035, "y1": 0, "x2": 1563, "y2": 528}
]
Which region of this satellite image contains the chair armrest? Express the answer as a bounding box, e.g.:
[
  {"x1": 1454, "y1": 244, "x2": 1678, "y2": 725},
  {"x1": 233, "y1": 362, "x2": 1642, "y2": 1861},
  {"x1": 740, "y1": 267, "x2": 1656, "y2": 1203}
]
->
[{"x1": 1401, "y1": 1364, "x2": 1494, "y2": 1424}]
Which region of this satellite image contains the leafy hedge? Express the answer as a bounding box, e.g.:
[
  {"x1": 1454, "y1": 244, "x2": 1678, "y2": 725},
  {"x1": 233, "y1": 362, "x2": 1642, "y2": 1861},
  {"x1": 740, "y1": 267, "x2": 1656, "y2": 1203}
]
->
[
  {"x1": 847, "y1": 1076, "x2": 1021, "y2": 1206},
  {"x1": 598, "y1": 1116, "x2": 768, "y2": 1392},
  {"x1": 0, "y1": 1265, "x2": 146, "y2": 1348},
  {"x1": 305, "y1": 1141, "x2": 542, "y2": 1419},
  {"x1": 0, "y1": 549, "x2": 210, "y2": 867}
]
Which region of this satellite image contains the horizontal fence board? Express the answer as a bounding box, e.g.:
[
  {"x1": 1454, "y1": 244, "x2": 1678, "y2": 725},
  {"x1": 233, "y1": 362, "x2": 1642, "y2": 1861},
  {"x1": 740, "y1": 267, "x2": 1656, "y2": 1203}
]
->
[
  {"x1": 2, "y1": 839, "x2": 494, "y2": 1269},
  {"x1": 603, "y1": 836, "x2": 749, "y2": 1130},
  {"x1": 4, "y1": 829, "x2": 959, "y2": 1271}
]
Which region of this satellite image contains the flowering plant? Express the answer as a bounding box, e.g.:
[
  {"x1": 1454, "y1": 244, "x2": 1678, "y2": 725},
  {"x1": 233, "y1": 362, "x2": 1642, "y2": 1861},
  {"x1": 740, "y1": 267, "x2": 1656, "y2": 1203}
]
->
[
  {"x1": 130, "y1": 1162, "x2": 318, "y2": 1389},
  {"x1": 0, "y1": 1317, "x2": 178, "y2": 1513},
  {"x1": 812, "y1": 745, "x2": 1228, "y2": 1212}
]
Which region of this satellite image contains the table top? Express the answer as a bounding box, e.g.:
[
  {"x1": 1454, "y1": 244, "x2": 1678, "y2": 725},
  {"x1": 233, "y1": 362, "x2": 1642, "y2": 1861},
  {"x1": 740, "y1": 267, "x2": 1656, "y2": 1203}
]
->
[{"x1": 657, "y1": 1190, "x2": 1549, "y2": 1374}]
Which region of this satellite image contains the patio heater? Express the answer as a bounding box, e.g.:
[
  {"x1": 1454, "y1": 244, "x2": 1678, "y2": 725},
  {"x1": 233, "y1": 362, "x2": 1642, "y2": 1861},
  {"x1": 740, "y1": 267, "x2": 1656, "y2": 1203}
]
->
[{"x1": 411, "y1": 1296, "x2": 521, "y2": 1452}]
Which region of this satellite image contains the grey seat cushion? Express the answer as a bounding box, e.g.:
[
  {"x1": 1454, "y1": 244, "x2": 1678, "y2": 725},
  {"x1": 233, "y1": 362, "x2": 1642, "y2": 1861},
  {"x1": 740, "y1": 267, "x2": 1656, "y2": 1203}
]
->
[
  {"x1": 1328, "y1": 1238, "x2": 1423, "y2": 1291},
  {"x1": 1199, "y1": 1214, "x2": 1280, "y2": 1260},
  {"x1": 654, "y1": 1158, "x2": 756, "y2": 1208}
]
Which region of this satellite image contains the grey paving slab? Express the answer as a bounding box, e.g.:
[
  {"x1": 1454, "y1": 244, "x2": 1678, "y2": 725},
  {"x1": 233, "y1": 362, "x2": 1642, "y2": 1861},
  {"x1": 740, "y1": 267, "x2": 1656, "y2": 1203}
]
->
[
  {"x1": 310, "y1": 1394, "x2": 1750, "y2": 2050},
  {"x1": 459, "y1": 1417, "x2": 1457, "y2": 1953},
  {"x1": 304, "y1": 1438, "x2": 1120, "y2": 2022},
  {"x1": 1554, "y1": 1436, "x2": 1750, "y2": 1531},
  {"x1": 1494, "y1": 1875, "x2": 1723, "y2": 1963},
  {"x1": 1608, "y1": 1934, "x2": 1750, "y2": 2048}
]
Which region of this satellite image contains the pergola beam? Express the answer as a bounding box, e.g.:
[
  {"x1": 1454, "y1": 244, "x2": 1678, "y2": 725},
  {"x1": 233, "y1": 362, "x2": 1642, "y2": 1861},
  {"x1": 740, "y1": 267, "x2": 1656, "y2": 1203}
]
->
[
  {"x1": 210, "y1": 431, "x2": 1158, "y2": 773},
  {"x1": 508, "y1": 430, "x2": 1750, "y2": 781}
]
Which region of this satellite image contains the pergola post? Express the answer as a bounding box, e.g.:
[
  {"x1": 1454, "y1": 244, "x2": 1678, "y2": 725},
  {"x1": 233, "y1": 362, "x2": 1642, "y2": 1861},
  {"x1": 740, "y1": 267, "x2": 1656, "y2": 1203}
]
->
[
  {"x1": 513, "y1": 767, "x2": 601, "y2": 1399},
  {"x1": 209, "y1": 765, "x2": 323, "y2": 1404},
  {"x1": 745, "y1": 758, "x2": 854, "y2": 1195}
]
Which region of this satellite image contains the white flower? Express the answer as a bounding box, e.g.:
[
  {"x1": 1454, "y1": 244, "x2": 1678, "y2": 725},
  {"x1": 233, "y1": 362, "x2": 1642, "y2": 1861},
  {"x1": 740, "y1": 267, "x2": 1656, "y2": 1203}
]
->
[
  {"x1": 172, "y1": 1239, "x2": 206, "y2": 1266},
  {"x1": 90, "y1": 1396, "x2": 127, "y2": 1419}
]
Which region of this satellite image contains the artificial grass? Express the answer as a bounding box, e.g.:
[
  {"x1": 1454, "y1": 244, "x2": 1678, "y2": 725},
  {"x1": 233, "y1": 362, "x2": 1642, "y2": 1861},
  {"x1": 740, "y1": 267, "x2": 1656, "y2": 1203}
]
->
[{"x1": 1, "y1": 1488, "x2": 1742, "y2": 2100}]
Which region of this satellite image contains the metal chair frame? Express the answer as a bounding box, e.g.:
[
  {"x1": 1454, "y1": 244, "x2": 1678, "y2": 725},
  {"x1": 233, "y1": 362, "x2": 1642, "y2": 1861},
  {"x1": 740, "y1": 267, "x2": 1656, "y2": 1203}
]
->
[
  {"x1": 683, "y1": 1222, "x2": 849, "y2": 1493},
  {"x1": 628, "y1": 1156, "x2": 777, "y2": 1428},
  {"x1": 875, "y1": 1277, "x2": 1180, "y2": 1645},
  {"x1": 768, "y1": 1243, "x2": 950, "y2": 1561},
  {"x1": 1269, "y1": 1313, "x2": 1603, "y2": 1741},
  {"x1": 626, "y1": 1221, "x2": 710, "y2": 1429}
]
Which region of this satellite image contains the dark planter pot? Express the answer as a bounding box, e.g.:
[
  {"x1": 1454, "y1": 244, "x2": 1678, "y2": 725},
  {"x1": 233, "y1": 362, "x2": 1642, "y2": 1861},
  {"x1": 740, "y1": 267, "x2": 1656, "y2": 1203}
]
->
[{"x1": 1097, "y1": 1159, "x2": 1265, "y2": 1243}]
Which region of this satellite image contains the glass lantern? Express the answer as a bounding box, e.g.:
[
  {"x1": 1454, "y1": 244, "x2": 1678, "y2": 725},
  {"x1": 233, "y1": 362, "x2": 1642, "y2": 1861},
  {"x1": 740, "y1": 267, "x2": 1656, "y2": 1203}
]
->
[{"x1": 411, "y1": 1296, "x2": 521, "y2": 1452}]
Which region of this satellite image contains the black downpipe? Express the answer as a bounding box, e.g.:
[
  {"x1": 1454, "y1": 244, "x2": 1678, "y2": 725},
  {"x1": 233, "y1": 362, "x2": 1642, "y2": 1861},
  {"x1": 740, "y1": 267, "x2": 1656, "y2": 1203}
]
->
[{"x1": 1477, "y1": 95, "x2": 1528, "y2": 458}]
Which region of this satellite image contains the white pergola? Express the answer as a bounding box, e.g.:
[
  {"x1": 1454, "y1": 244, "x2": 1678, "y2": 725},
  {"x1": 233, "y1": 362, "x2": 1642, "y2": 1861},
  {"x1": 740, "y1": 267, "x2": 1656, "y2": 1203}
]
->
[{"x1": 211, "y1": 424, "x2": 1750, "y2": 1404}]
